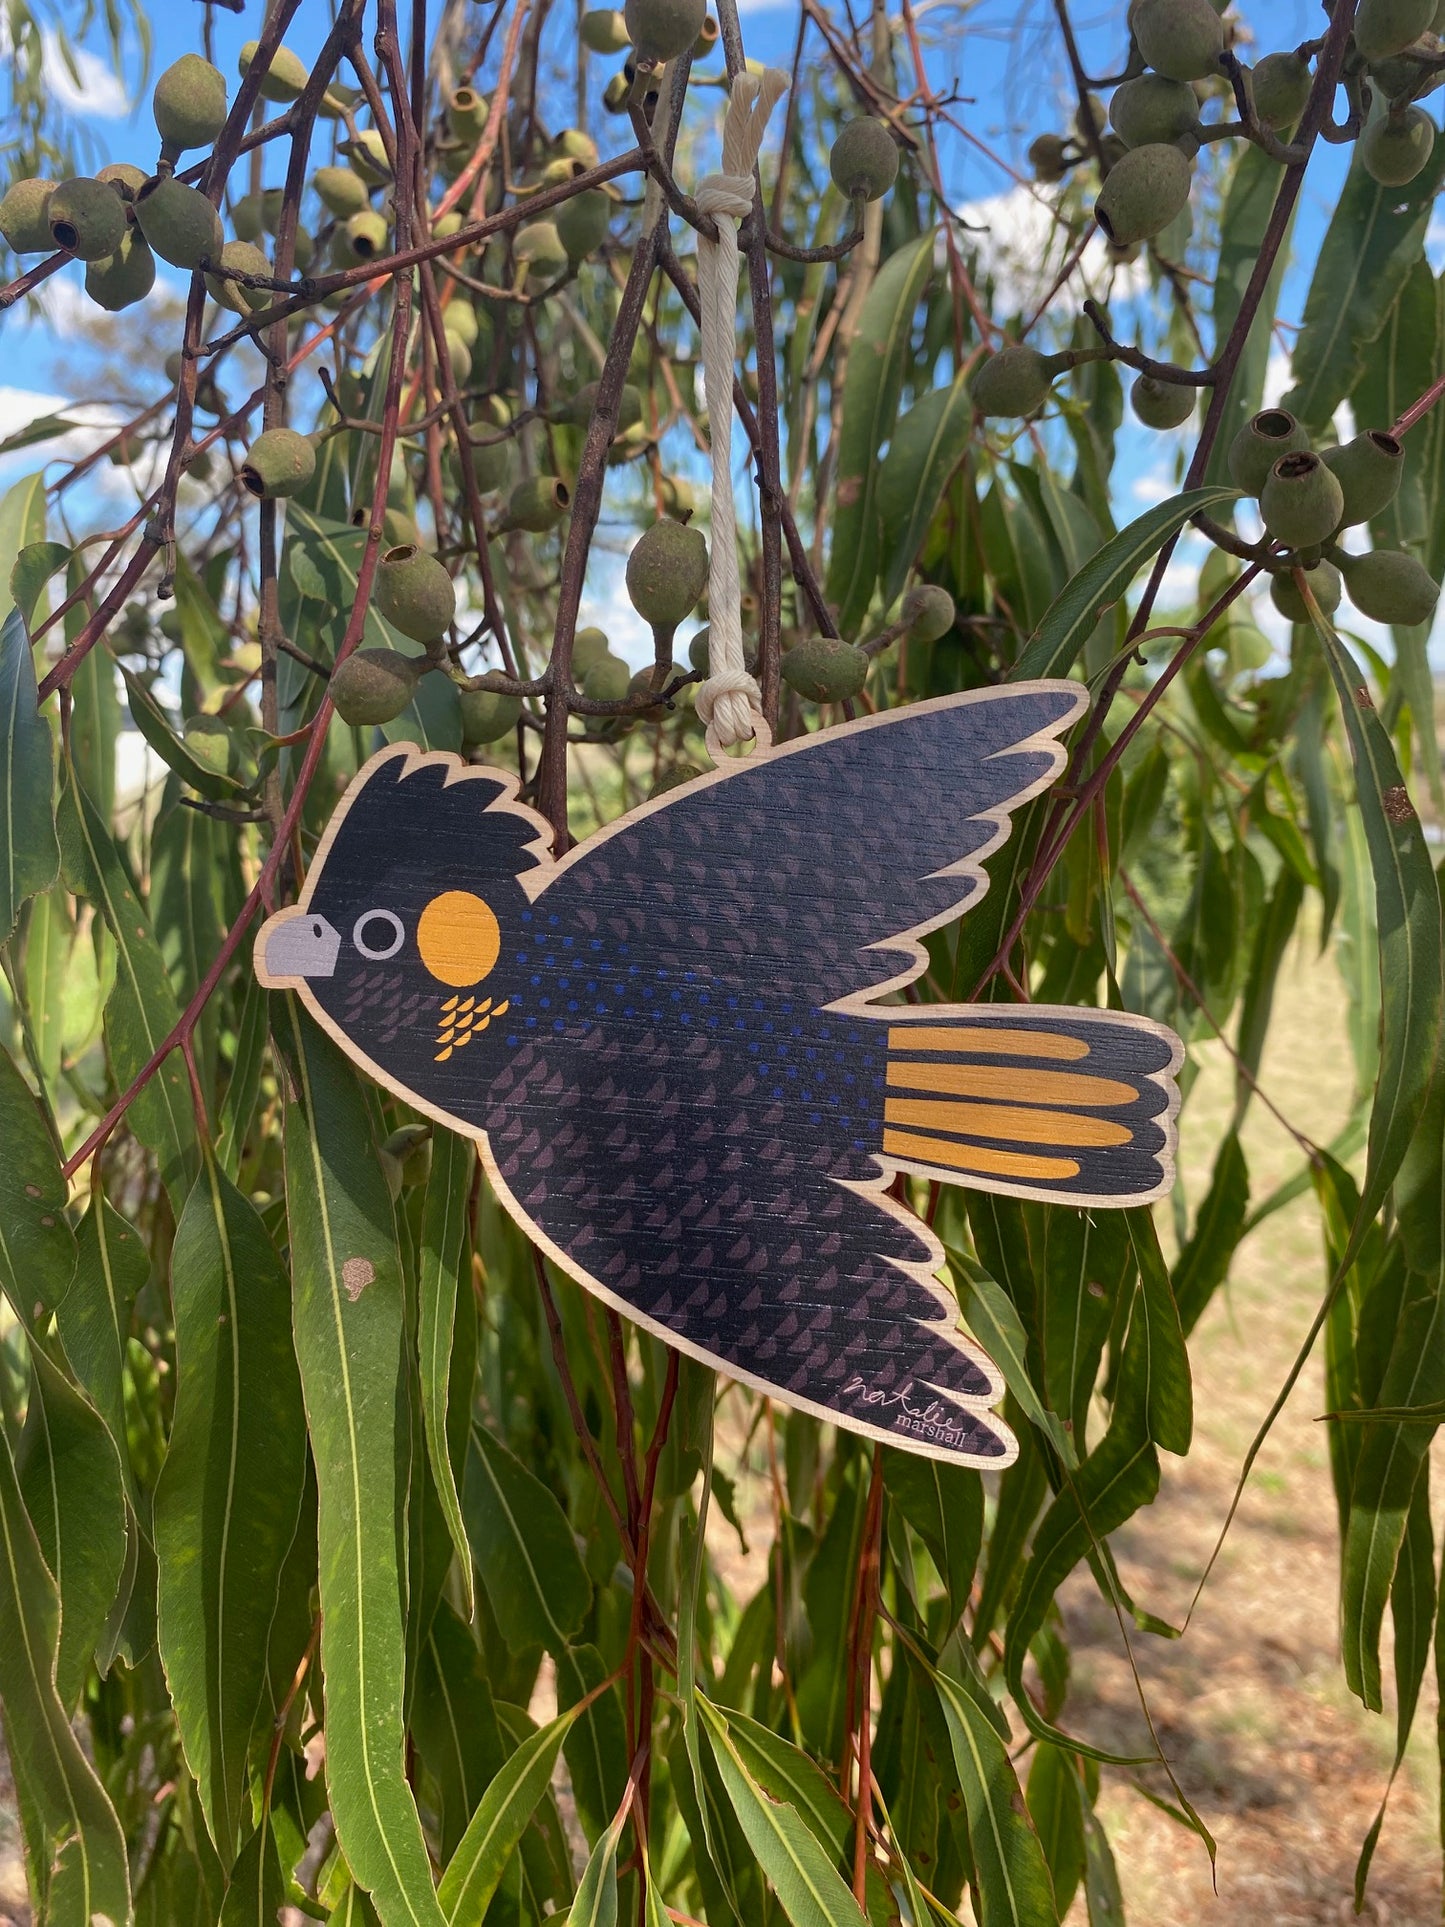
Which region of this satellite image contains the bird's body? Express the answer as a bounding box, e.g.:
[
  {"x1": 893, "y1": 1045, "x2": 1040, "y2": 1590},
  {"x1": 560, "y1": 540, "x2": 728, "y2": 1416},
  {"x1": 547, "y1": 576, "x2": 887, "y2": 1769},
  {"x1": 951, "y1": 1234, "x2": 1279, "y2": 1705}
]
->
[{"x1": 258, "y1": 684, "x2": 1181, "y2": 1464}]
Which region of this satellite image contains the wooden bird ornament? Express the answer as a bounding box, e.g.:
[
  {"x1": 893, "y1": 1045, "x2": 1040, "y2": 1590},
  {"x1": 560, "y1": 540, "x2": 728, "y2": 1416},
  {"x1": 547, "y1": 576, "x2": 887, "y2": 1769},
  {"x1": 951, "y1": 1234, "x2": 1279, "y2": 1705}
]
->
[{"x1": 256, "y1": 683, "x2": 1182, "y2": 1465}]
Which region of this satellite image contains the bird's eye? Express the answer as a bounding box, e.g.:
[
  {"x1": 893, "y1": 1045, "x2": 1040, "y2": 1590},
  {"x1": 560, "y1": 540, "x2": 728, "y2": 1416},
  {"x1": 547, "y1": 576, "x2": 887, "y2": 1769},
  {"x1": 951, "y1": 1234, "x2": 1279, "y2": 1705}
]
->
[{"x1": 352, "y1": 909, "x2": 405, "y2": 960}]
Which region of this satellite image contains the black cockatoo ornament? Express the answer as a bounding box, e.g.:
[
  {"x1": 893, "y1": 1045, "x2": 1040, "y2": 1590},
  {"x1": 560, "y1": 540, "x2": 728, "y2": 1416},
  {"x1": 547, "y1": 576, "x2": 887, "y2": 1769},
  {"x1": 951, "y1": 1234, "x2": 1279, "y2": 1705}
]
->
[{"x1": 257, "y1": 684, "x2": 1181, "y2": 1465}]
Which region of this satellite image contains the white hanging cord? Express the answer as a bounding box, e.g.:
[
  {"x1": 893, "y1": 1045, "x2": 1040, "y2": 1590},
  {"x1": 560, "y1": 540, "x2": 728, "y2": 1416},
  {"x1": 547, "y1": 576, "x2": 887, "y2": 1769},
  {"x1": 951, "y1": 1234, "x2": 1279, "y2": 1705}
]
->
[{"x1": 692, "y1": 66, "x2": 789, "y2": 754}]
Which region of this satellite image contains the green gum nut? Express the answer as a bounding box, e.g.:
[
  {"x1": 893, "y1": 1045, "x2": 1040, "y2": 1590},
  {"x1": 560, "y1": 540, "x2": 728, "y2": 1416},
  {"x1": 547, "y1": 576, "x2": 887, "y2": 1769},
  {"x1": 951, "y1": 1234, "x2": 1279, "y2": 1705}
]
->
[
  {"x1": 628, "y1": 665, "x2": 673, "y2": 721},
  {"x1": 514, "y1": 219, "x2": 568, "y2": 287},
  {"x1": 48, "y1": 177, "x2": 127, "y2": 260},
  {"x1": 231, "y1": 191, "x2": 265, "y2": 240},
  {"x1": 693, "y1": 15, "x2": 719, "y2": 58},
  {"x1": 345, "y1": 130, "x2": 392, "y2": 185},
  {"x1": 432, "y1": 209, "x2": 464, "y2": 239},
  {"x1": 1354, "y1": 0, "x2": 1435, "y2": 63},
  {"x1": 314, "y1": 166, "x2": 370, "y2": 218},
  {"x1": 581, "y1": 8, "x2": 632, "y2": 52},
  {"x1": 582, "y1": 654, "x2": 631, "y2": 702},
  {"x1": 1341, "y1": 548, "x2": 1442, "y2": 625},
  {"x1": 96, "y1": 162, "x2": 146, "y2": 203},
  {"x1": 624, "y1": 0, "x2": 706, "y2": 63},
  {"x1": 503, "y1": 475, "x2": 571, "y2": 532},
  {"x1": 240, "y1": 427, "x2": 317, "y2": 500},
  {"x1": 1130, "y1": 0, "x2": 1225, "y2": 81},
  {"x1": 330, "y1": 647, "x2": 420, "y2": 727},
  {"x1": 462, "y1": 427, "x2": 513, "y2": 495},
  {"x1": 557, "y1": 129, "x2": 600, "y2": 165},
  {"x1": 1093, "y1": 142, "x2": 1193, "y2": 246},
  {"x1": 1260, "y1": 450, "x2": 1346, "y2": 549},
  {"x1": 648, "y1": 764, "x2": 705, "y2": 798},
  {"x1": 901, "y1": 584, "x2": 956, "y2": 642},
  {"x1": 444, "y1": 330, "x2": 473, "y2": 383},
  {"x1": 374, "y1": 543, "x2": 457, "y2": 642},
  {"x1": 1248, "y1": 51, "x2": 1313, "y2": 129},
  {"x1": 1130, "y1": 374, "x2": 1196, "y2": 429},
  {"x1": 781, "y1": 637, "x2": 867, "y2": 704},
  {"x1": 1109, "y1": 74, "x2": 1200, "y2": 149},
  {"x1": 135, "y1": 176, "x2": 224, "y2": 269},
  {"x1": 1359, "y1": 107, "x2": 1437, "y2": 186},
  {"x1": 829, "y1": 119, "x2": 900, "y2": 201},
  {"x1": 239, "y1": 40, "x2": 309, "y2": 104},
  {"x1": 206, "y1": 239, "x2": 271, "y2": 314},
  {"x1": 152, "y1": 53, "x2": 229, "y2": 153},
  {"x1": 1028, "y1": 134, "x2": 1071, "y2": 183},
  {"x1": 341, "y1": 209, "x2": 389, "y2": 261},
  {"x1": 448, "y1": 86, "x2": 489, "y2": 141},
  {"x1": 969, "y1": 344, "x2": 1057, "y2": 418},
  {"x1": 573, "y1": 626, "x2": 611, "y2": 674},
  {"x1": 459, "y1": 686, "x2": 522, "y2": 744},
  {"x1": 1227, "y1": 408, "x2": 1309, "y2": 497},
  {"x1": 0, "y1": 178, "x2": 56, "y2": 253},
  {"x1": 1270, "y1": 561, "x2": 1342, "y2": 624},
  {"x1": 1323, "y1": 431, "x2": 1405, "y2": 527},
  {"x1": 626, "y1": 519, "x2": 708, "y2": 627},
  {"x1": 85, "y1": 230, "x2": 156, "y2": 311},
  {"x1": 556, "y1": 188, "x2": 611, "y2": 263},
  {"x1": 443, "y1": 300, "x2": 479, "y2": 346}
]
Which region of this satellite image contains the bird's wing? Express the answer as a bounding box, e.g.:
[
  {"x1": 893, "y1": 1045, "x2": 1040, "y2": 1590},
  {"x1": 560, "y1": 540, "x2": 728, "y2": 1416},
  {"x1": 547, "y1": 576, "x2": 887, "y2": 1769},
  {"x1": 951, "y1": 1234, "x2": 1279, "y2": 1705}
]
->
[{"x1": 535, "y1": 684, "x2": 1086, "y2": 1006}]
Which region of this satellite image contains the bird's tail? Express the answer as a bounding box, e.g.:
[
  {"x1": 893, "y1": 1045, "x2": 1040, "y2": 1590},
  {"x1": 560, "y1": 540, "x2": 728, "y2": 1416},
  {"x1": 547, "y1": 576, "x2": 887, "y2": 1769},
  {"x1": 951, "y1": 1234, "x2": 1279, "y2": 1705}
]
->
[{"x1": 875, "y1": 1004, "x2": 1180, "y2": 1207}]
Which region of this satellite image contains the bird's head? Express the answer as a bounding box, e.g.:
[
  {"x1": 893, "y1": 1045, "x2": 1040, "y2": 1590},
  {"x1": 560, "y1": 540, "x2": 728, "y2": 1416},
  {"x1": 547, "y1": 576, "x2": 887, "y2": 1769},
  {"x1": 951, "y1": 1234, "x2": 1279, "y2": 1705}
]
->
[{"x1": 256, "y1": 747, "x2": 548, "y2": 1119}]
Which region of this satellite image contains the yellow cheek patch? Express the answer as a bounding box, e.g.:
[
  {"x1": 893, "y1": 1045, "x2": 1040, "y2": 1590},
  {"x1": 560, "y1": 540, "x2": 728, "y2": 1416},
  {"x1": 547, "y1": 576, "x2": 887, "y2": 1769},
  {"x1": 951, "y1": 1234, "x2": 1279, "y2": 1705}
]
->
[{"x1": 417, "y1": 890, "x2": 501, "y2": 988}]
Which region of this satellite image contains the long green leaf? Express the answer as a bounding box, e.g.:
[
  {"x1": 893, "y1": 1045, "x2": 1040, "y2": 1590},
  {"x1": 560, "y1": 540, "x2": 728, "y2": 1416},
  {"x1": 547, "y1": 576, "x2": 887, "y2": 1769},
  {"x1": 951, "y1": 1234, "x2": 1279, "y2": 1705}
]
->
[
  {"x1": 218, "y1": 1820, "x2": 286, "y2": 1927},
  {"x1": 825, "y1": 233, "x2": 936, "y2": 638},
  {"x1": 0, "y1": 470, "x2": 47, "y2": 628},
  {"x1": 0, "y1": 605, "x2": 59, "y2": 944},
  {"x1": 281, "y1": 1003, "x2": 447, "y2": 1927},
  {"x1": 876, "y1": 376, "x2": 972, "y2": 609},
  {"x1": 930, "y1": 1666, "x2": 1059, "y2": 1927},
  {"x1": 0, "y1": 1418, "x2": 132, "y2": 1925},
  {"x1": 154, "y1": 1155, "x2": 309, "y2": 1865},
  {"x1": 697, "y1": 1696, "x2": 868, "y2": 1927},
  {"x1": 1311, "y1": 614, "x2": 1444, "y2": 1252},
  {"x1": 1204, "y1": 142, "x2": 1297, "y2": 489},
  {"x1": 0, "y1": 1042, "x2": 75, "y2": 1328},
  {"x1": 1011, "y1": 488, "x2": 1238, "y2": 683},
  {"x1": 567, "y1": 1806, "x2": 627, "y2": 1927},
  {"x1": 417, "y1": 1128, "x2": 473, "y2": 1617},
  {"x1": 462, "y1": 1423, "x2": 590, "y2": 1656},
  {"x1": 436, "y1": 1703, "x2": 581, "y2": 1925}
]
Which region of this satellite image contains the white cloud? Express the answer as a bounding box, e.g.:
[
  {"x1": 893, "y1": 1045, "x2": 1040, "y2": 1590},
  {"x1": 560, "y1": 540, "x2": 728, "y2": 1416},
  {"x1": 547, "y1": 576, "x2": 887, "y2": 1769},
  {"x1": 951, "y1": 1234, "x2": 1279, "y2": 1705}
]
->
[
  {"x1": 1129, "y1": 470, "x2": 1173, "y2": 505},
  {"x1": 42, "y1": 32, "x2": 130, "y2": 118},
  {"x1": 955, "y1": 183, "x2": 1148, "y2": 316}
]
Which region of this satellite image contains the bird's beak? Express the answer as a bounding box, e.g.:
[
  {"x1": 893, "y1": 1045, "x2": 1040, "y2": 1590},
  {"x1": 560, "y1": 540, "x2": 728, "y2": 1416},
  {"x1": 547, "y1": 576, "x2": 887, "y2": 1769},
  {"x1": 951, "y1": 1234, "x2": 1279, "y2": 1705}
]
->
[{"x1": 257, "y1": 910, "x2": 342, "y2": 986}]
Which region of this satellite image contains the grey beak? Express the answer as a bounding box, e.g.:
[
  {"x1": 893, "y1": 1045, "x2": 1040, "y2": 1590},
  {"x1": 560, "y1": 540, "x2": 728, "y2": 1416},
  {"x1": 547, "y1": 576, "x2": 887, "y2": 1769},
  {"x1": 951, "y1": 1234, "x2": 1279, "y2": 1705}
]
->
[{"x1": 261, "y1": 912, "x2": 341, "y2": 983}]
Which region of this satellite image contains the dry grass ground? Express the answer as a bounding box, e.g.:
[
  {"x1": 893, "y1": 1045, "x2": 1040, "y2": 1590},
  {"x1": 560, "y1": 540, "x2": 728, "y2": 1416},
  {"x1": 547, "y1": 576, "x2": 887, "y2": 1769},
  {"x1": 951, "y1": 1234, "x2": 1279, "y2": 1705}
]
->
[{"x1": 1060, "y1": 929, "x2": 1442, "y2": 1925}]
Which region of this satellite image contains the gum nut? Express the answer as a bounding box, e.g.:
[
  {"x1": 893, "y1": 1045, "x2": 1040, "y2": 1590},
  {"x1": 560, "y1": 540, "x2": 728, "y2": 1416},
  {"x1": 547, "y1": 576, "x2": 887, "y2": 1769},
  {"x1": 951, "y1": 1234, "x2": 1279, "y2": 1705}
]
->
[
  {"x1": 1108, "y1": 74, "x2": 1201, "y2": 148},
  {"x1": 602, "y1": 72, "x2": 632, "y2": 113},
  {"x1": 1270, "y1": 561, "x2": 1343, "y2": 624},
  {"x1": 443, "y1": 298, "x2": 479, "y2": 346},
  {"x1": 240, "y1": 427, "x2": 317, "y2": 500},
  {"x1": 135, "y1": 176, "x2": 224, "y2": 269},
  {"x1": 693, "y1": 15, "x2": 720, "y2": 58},
  {"x1": 96, "y1": 161, "x2": 147, "y2": 202},
  {"x1": 464, "y1": 430, "x2": 512, "y2": 494},
  {"x1": 687, "y1": 625, "x2": 711, "y2": 674},
  {"x1": 459, "y1": 686, "x2": 522, "y2": 744},
  {"x1": 582, "y1": 654, "x2": 631, "y2": 702},
  {"x1": 205, "y1": 239, "x2": 271, "y2": 314},
  {"x1": 448, "y1": 85, "x2": 489, "y2": 140},
  {"x1": 47, "y1": 177, "x2": 127, "y2": 260},
  {"x1": 628, "y1": 665, "x2": 673, "y2": 720},
  {"x1": 382, "y1": 507, "x2": 419, "y2": 548},
  {"x1": 231, "y1": 191, "x2": 265, "y2": 240},
  {"x1": 313, "y1": 165, "x2": 371, "y2": 217},
  {"x1": 626, "y1": 520, "x2": 709, "y2": 626},
  {"x1": 556, "y1": 188, "x2": 611, "y2": 262},
  {"x1": 1130, "y1": 373, "x2": 1196, "y2": 429},
  {"x1": 375, "y1": 543, "x2": 457, "y2": 642},
  {"x1": 829, "y1": 118, "x2": 900, "y2": 201},
  {"x1": 1359, "y1": 108, "x2": 1437, "y2": 186},
  {"x1": 1354, "y1": 0, "x2": 1436, "y2": 63},
  {"x1": 1093, "y1": 141, "x2": 1193, "y2": 245},
  {"x1": 291, "y1": 224, "x2": 315, "y2": 271},
  {"x1": 581, "y1": 9, "x2": 632, "y2": 52},
  {"x1": 346, "y1": 129, "x2": 393, "y2": 185},
  {"x1": 432, "y1": 209, "x2": 463, "y2": 238},
  {"x1": 444, "y1": 329, "x2": 473, "y2": 383},
  {"x1": 1130, "y1": 0, "x2": 1225, "y2": 82},
  {"x1": 969, "y1": 344, "x2": 1054, "y2": 417},
  {"x1": 1259, "y1": 450, "x2": 1346, "y2": 549},
  {"x1": 329, "y1": 647, "x2": 420, "y2": 726},
  {"x1": 1342, "y1": 548, "x2": 1442, "y2": 625},
  {"x1": 239, "y1": 39, "x2": 310, "y2": 103},
  {"x1": 648, "y1": 763, "x2": 706, "y2": 798},
  {"x1": 1028, "y1": 133, "x2": 1071, "y2": 183},
  {"x1": 183, "y1": 714, "x2": 237, "y2": 776},
  {"x1": 381, "y1": 1124, "x2": 432, "y2": 1189},
  {"x1": 0, "y1": 178, "x2": 56, "y2": 253},
  {"x1": 1249, "y1": 50, "x2": 1313, "y2": 128},
  {"x1": 504, "y1": 476, "x2": 571, "y2": 532},
  {"x1": 342, "y1": 209, "x2": 389, "y2": 261},
  {"x1": 514, "y1": 219, "x2": 568, "y2": 283},
  {"x1": 901, "y1": 584, "x2": 956, "y2": 641},
  {"x1": 84, "y1": 230, "x2": 156, "y2": 311},
  {"x1": 1323, "y1": 431, "x2": 1405, "y2": 527},
  {"x1": 152, "y1": 53, "x2": 229, "y2": 150},
  {"x1": 623, "y1": 0, "x2": 706, "y2": 62},
  {"x1": 781, "y1": 637, "x2": 868, "y2": 703},
  {"x1": 573, "y1": 628, "x2": 611, "y2": 675},
  {"x1": 1074, "y1": 91, "x2": 1108, "y2": 142},
  {"x1": 557, "y1": 128, "x2": 600, "y2": 165},
  {"x1": 1228, "y1": 407, "x2": 1310, "y2": 496}
]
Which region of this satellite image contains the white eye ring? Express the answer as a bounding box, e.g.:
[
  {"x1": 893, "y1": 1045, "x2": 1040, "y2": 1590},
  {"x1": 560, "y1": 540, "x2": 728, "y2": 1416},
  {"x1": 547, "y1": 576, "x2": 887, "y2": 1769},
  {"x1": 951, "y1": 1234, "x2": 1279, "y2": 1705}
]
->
[{"x1": 352, "y1": 909, "x2": 405, "y2": 960}]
